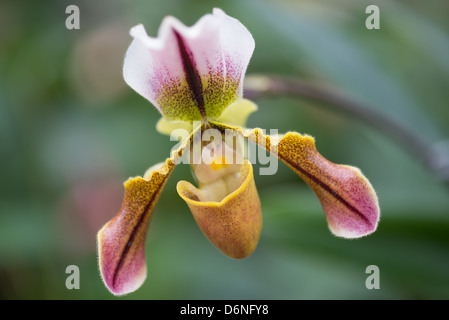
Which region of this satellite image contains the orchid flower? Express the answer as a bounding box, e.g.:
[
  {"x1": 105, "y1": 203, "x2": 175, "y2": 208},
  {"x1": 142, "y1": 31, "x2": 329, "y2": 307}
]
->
[{"x1": 97, "y1": 8, "x2": 380, "y2": 296}]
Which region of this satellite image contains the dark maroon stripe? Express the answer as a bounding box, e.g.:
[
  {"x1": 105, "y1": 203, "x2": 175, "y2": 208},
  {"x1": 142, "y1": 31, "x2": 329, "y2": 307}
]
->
[
  {"x1": 112, "y1": 183, "x2": 164, "y2": 287},
  {"x1": 289, "y1": 160, "x2": 371, "y2": 226},
  {"x1": 173, "y1": 29, "x2": 207, "y2": 119}
]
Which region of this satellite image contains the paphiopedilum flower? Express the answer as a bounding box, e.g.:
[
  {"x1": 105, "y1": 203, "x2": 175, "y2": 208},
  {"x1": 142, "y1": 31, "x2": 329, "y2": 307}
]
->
[{"x1": 97, "y1": 8, "x2": 380, "y2": 296}]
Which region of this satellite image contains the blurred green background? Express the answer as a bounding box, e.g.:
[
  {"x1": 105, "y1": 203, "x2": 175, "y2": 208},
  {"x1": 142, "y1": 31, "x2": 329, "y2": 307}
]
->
[{"x1": 1, "y1": 0, "x2": 449, "y2": 299}]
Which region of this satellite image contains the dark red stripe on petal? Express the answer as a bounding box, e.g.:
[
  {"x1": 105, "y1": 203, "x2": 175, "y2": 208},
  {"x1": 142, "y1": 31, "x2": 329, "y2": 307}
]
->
[
  {"x1": 284, "y1": 159, "x2": 372, "y2": 226},
  {"x1": 112, "y1": 183, "x2": 163, "y2": 288},
  {"x1": 173, "y1": 29, "x2": 207, "y2": 120},
  {"x1": 111, "y1": 205, "x2": 146, "y2": 287}
]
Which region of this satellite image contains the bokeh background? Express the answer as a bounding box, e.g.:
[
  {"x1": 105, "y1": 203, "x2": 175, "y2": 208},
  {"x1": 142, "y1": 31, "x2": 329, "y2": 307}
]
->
[{"x1": 1, "y1": 0, "x2": 448, "y2": 299}]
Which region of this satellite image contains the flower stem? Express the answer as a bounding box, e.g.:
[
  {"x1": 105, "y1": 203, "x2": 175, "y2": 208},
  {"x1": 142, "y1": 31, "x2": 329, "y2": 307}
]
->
[{"x1": 244, "y1": 74, "x2": 449, "y2": 188}]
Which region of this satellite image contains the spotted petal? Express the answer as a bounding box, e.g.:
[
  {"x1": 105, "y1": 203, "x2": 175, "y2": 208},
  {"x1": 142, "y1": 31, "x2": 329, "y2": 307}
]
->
[
  {"x1": 96, "y1": 132, "x2": 191, "y2": 296},
  {"x1": 211, "y1": 122, "x2": 380, "y2": 239},
  {"x1": 123, "y1": 8, "x2": 255, "y2": 121},
  {"x1": 97, "y1": 159, "x2": 175, "y2": 296}
]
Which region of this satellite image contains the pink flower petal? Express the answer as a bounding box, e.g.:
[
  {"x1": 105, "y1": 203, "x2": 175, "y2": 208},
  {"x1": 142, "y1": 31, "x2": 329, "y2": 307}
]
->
[
  {"x1": 123, "y1": 8, "x2": 255, "y2": 121},
  {"x1": 273, "y1": 132, "x2": 380, "y2": 238},
  {"x1": 97, "y1": 160, "x2": 175, "y2": 296}
]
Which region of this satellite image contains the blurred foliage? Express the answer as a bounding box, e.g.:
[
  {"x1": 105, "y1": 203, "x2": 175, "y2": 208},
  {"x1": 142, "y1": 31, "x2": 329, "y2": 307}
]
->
[{"x1": 0, "y1": 0, "x2": 448, "y2": 299}]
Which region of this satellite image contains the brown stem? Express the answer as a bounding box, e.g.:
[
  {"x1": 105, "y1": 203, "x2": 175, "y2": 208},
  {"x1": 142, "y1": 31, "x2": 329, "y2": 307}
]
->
[{"x1": 244, "y1": 74, "x2": 449, "y2": 186}]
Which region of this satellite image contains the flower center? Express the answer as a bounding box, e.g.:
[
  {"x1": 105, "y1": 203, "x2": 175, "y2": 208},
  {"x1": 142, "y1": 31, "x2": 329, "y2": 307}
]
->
[{"x1": 210, "y1": 156, "x2": 230, "y2": 171}]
